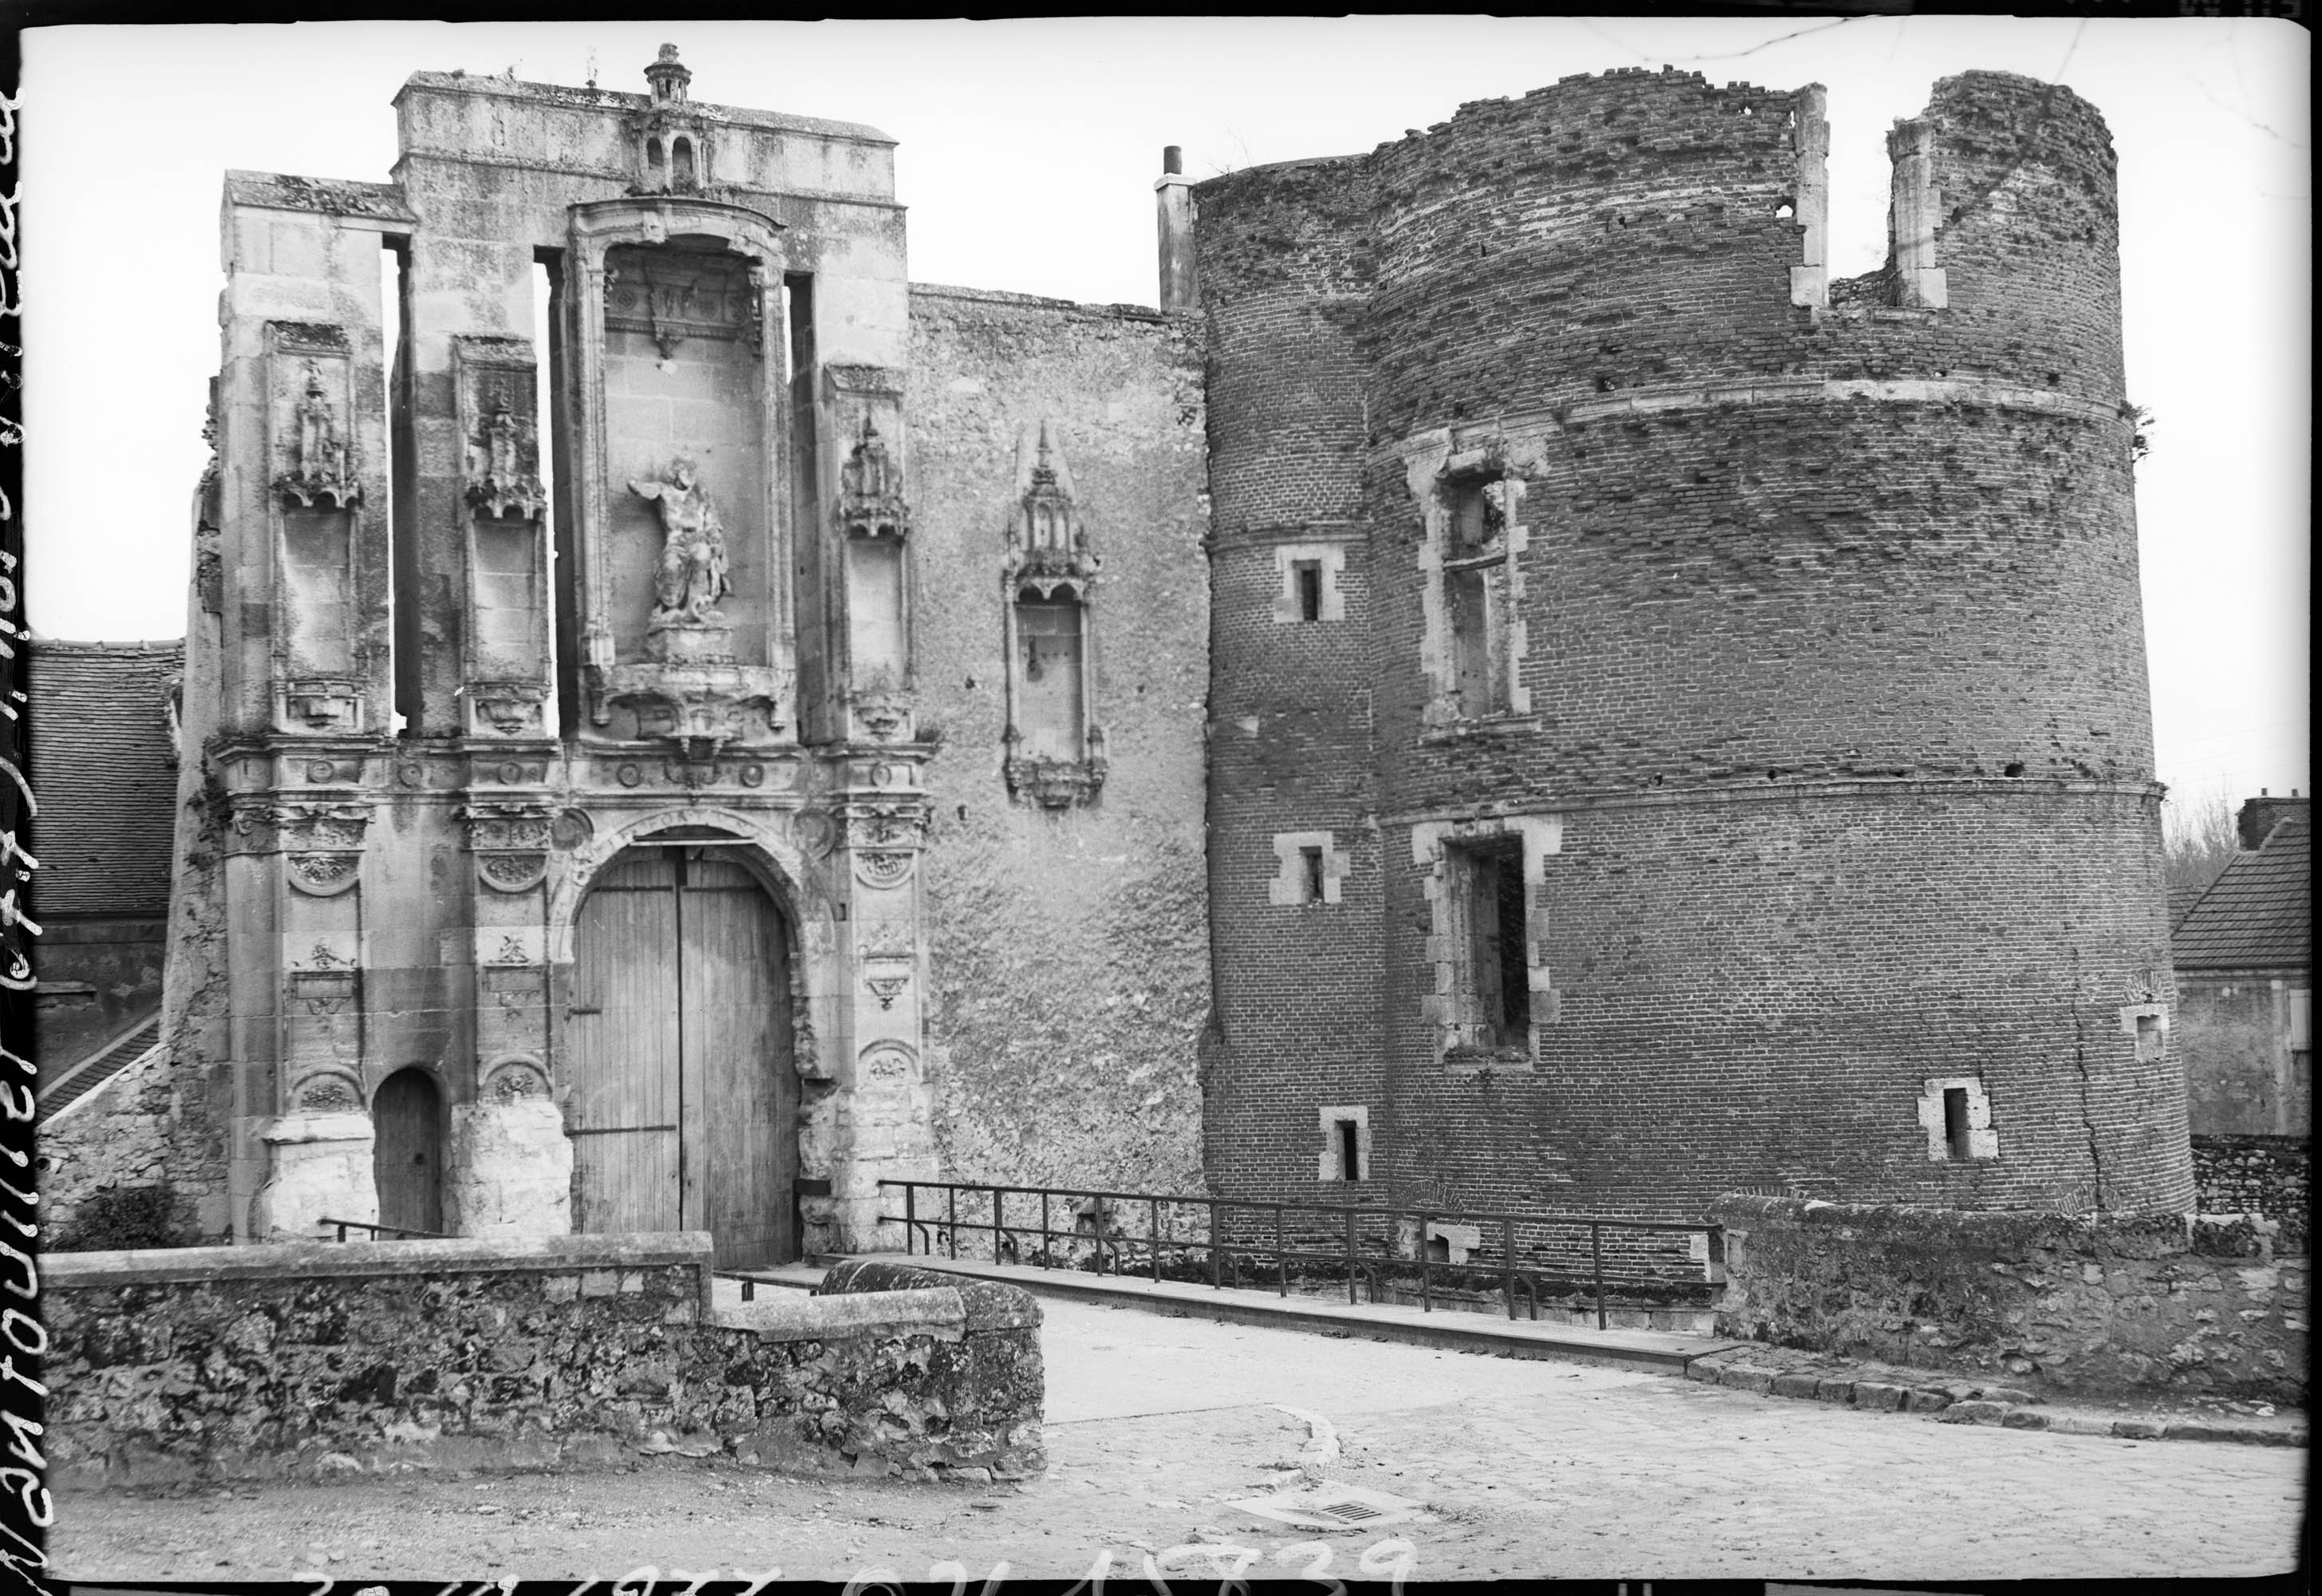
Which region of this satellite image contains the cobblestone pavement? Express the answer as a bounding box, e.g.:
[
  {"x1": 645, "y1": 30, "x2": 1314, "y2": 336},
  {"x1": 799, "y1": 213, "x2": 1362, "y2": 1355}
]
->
[{"x1": 49, "y1": 1299, "x2": 2305, "y2": 1583}]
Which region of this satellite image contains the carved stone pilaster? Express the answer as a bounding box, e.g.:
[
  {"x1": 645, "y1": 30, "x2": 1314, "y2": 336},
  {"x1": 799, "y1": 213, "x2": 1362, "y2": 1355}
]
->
[{"x1": 459, "y1": 800, "x2": 555, "y2": 894}]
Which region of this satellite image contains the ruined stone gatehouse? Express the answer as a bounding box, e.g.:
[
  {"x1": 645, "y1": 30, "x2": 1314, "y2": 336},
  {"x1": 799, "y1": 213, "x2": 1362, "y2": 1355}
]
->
[{"x1": 112, "y1": 51, "x2": 2194, "y2": 1260}]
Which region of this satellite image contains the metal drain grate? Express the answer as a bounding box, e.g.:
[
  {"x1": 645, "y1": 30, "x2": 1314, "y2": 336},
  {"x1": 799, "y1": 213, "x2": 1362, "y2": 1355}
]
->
[{"x1": 1226, "y1": 1484, "x2": 1423, "y2": 1533}]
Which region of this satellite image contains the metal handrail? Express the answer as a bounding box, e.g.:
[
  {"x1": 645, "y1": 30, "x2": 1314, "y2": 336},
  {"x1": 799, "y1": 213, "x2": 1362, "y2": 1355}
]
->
[
  {"x1": 314, "y1": 1215, "x2": 449, "y2": 1242},
  {"x1": 874, "y1": 1178, "x2": 1717, "y2": 1331}
]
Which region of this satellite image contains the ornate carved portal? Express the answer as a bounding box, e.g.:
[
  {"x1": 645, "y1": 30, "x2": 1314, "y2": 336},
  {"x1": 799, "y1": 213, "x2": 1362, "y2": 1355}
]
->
[{"x1": 1001, "y1": 421, "x2": 1106, "y2": 807}]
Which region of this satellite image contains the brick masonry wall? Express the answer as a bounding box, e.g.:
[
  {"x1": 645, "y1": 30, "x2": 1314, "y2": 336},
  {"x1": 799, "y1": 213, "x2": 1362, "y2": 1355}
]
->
[
  {"x1": 1196, "y1": 155, "x2": 1384, "y2": 1205},
  {"x1": 2194, "y1": 1133, "x2": 2310, "y2": 1248},
  {"x1": 1712, "y1": 1196, "x2": 2308, "y2": 1402},
  {"x1": 1191, "y1": 67, "x2": 2184, "y2": 1219},
  {"x1": 905, "y1": 287, "x2": 1210, "y2": 1193},
  {"x1": 43, "y1": 1235, "x2": 1045, "y2": 1486}
]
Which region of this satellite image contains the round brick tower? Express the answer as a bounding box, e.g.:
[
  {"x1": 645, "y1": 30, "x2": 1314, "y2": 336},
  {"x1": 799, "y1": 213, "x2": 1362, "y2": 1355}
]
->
[{"x1": 1197, "y1": 68, "x2": 2190, "y2": 1218}]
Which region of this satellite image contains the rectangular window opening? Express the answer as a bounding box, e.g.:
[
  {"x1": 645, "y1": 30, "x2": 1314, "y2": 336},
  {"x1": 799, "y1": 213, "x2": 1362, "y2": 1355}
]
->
[
  {"x1": 1942, "y1": 1086, "x2": 1971, "y2": 1162},
  {"x1": 385, "y1": 234, "x2": 417, "y2": 737},
  {"x1": 1294, "y1": 559, "x2": 1323, "y2": 622},
  {"x1": 1445, "y1": 564, "x2": 1507, "y2": 717},
  {"x1": 1337, "y1": 1120, "x2": 1361, "y2": 1182},
  {"x1": 1458, "y1": 842, "x2": 1530, "y2": 1047},
  {"x1": 1300, "y1": 844, "x2": 1325, "y2": 904}
]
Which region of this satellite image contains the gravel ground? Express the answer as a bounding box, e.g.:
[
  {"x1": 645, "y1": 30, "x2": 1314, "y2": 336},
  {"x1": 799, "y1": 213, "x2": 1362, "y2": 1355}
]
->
[{"x1": 48, "y1": 1298, "x2": 2308, "y2": 1583}]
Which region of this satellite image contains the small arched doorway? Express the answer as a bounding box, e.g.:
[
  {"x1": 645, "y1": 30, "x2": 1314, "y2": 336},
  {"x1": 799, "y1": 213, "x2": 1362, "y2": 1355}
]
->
[
  {"x1": 373, "y1": 1068, "x2": 446, "y2": 1235},
  {"x1": 566, "y1": 839, "x2": 799, "y2": 1266}
]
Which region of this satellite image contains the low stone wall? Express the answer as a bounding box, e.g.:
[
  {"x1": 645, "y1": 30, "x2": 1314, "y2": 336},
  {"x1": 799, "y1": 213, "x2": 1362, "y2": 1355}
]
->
[
  {"x1": 2193, "y1": 1133, "x2": 2310, "y2": 1247},
  {"x1": 44, "y1": 1233, "x2": 1045, "y2": 1487},
  {"x1": 37, "y1": 1042, "x2": 186, "y2": 1244},
  {"x1": 1709, "y1": 1196, "x2": 2308, "y2": 1403}
]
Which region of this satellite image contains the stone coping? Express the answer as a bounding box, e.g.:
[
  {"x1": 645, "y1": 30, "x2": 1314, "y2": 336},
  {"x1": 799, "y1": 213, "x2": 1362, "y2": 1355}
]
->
[
  {"x1": 714, "y1": 1284, "x2": 966, "y2": 1343},
  {"x1": 42, "y1": 1231, "x2": 717, "y2": 1290},
  {"x1": 815, "y1": 1258, "x2": 1044, "y2": 1333},
  {"x1": 1708, "y1": 1197, "x2": 2279, "y2": 1258}
]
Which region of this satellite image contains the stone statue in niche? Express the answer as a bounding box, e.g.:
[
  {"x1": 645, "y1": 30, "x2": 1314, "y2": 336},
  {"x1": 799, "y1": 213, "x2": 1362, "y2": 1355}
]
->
[
  {"x1": 632, "y1": 456, "x2": 731, "y2": 623},
  {"x1": 630, "y1": 456, "x2": 738, "y2": 668}
]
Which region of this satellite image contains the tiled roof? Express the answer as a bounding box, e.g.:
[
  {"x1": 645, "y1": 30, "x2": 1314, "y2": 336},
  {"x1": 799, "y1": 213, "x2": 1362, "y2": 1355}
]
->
[
  {"x1": 26, "y1": 640, "x2": 184, "y2": 920},
  {"x1": 2168, "y1": 883, "x2": 2209, "y2": 932},
  {"x1": 2172, "y1": 814, "x2": 2311, "y2": 972}
]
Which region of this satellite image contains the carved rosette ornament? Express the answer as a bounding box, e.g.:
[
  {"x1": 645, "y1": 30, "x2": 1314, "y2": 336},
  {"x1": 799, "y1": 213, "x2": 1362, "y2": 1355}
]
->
[
  {"x1": 852, "y1": 850, "x2": 915, "y2": 890},
  {"x1": 293, "y1": 1070, "x2": 365, "y2": 1113},
  {"x1": 286, "y1": 852, "x2": 361, "y2": 897},
  {"x1": 857, "y1": 1041, "x2": 917, "y2": 1084},
  {"x1": 482, "y1": 1056, "x2": 551, "y2": 1101}
]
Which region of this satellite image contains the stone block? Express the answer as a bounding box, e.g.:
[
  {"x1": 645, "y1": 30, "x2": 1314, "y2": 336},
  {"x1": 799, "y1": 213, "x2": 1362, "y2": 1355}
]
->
[
  {"x1": 1853, "y1": 1381, "x2": 1908, "y2": 1412},
  {"x1": 2048, "y1": 1413, "x2": 2113, "y2": 1435},
  {"x1": 2110, "y1": 1418, "x2": 2166, "y2": 1439},
  {"x1": 1935, "y1": 1400, "x2": 2008, "y2": 1425},
  {"x1": 1768, "y1": 1371, "x2": 1822, "y2": 1400},
  {"x1": 1812, "y1": 1377, "x2": 1856, "y2": 1404},
  {"x1": 1718, "y1": 1365, "x2": 1778, "y2": 1394},
  {"x1": 1974, "y1": 1384, "x2": 2041, "y2": 1404},
  {"x1": 580, "y1": 1270, "x2": 618, "y2": 1298},
  {"x1": 1999, "y1": 1408, "x2": 2050, "y2": 1430}
]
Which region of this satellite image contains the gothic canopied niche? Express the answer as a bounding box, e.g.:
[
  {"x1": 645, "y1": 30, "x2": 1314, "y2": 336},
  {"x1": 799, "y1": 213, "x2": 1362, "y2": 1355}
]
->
[
  {"x1": 838, "y1": 412, "x2": 912, "y2": 740},
  {"x1": 268, "y1": 324, "x2": 365, "y2": 734},
  {"x1": 1001, "y1": 421, "x2": 1106, "y2": 807},
  {"x1": 456, "y1": 336, "x2": 551, "y2": 737}
]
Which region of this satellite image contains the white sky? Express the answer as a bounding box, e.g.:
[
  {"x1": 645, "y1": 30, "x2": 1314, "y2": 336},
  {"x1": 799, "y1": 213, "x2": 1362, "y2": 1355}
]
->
[{"x1": 19, "y1": 17, "x2": 2310, "y2": 809}]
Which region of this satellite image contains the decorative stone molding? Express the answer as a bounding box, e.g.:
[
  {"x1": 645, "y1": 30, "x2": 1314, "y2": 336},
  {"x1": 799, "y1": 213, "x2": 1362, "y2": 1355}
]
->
[
  {"x1": 231, "y1": 800, "x2": 371, "y2": 855},
  {"x1": 863, "y1": 964, "x2": 911, "y2": 1011},
  {"x1": 479, "y1": 927, "x2": 546, "y2": 968},
  {"x1": 839, "y1": 800, "x2": 930, "y2": 851},
  {"x1": 481, "y1": 1054, "x2": 552, "y2": 1101},
  {"x1": 290, "y1": 1069, "x2": 366, "y2": 1114},
  {"x1": 1269, "y1": 830, "x2": 1346, "y2": 906},
  {"x1": 466, "y1": 681, "x2": 549, "y2": 737},
  {"x1": 279, "y1": 678, "x2": 364, "y2": 734},
  {"x1": 458, "y1": 802, "x2": 554, "y2": 853},
  {"x1": 1271, "y1": 543, "x2": 1349, "y2": 623},
  {"x1": 1003, "y1": 729, "x2": 1109, "y2": 810},
  {"x1": 852, "y1": 850, "x2": 915, "y2": 890},
  {"x1": 858, "y1": 1041, "x2": 918, "y2": 1085},
  {"x1": 850, "y1": 681, "x2": 911, "y2": 742},
  {"x1": 1005, "y1": 421, "x2": 1101, "y2": 594},
  {"x1": 601, "y1": 661, "x2": 794, "y2": 760},
  {"x1": 478, "y1": 851, "x2": 550, "y2": 894},
  {"x1": 457, "y1": 336, "x2": 547, "y2": 521},
  {"x1": 286, "y1": 851, "x2": 361, "y2": 897}
]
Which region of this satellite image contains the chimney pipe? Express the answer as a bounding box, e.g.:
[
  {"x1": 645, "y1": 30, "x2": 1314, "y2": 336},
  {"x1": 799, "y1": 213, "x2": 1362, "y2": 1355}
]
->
[{"x1": 1155, "y1": 144, "x2": 1198, "y2": 313}]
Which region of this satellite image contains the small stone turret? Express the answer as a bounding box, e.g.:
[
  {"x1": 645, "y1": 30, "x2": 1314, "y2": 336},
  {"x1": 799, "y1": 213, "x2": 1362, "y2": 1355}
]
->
[{"x1": 645, "y1": 42, "x2": 691, "y2": 105}]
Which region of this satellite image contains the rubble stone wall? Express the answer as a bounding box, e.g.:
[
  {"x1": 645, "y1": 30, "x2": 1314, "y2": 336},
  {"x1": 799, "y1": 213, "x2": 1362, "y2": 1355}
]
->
[
  {"x1": 42, "y1": 1232, "x2": 1045, "y2": 1486},
  {"x1": 903, "y1": 286, "x2": 1211, "y2": 1195},
  {"x1": 2194, "y1": 1133, "x2": 2310, "y2": 1247},
  {"x1": 1711, "y1": 1195, "x2": 2308, "y2": 1402}
]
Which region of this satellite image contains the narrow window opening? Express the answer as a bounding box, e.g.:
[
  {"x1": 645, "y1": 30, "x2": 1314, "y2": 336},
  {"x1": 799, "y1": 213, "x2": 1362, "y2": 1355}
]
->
[
  {"x1": 1941, "y1": 1086, "x2": 1972, "y2": 1162},
  {"x1": 672, "y1": 136, "x2": 697, "y2": 189},
  {"x1": 536, "y1": 247, "x2": 579, "y2": 739},
  {"x1": 1337, "y1": 1120, "x2": 1361, "y2": 1182},
  {"x1": 646, "y1": 137, "x2": 666, "y2": 181},
  {"x1": 1013, "y1": 594, "x2": 1086, "y2": 759},
  {"x1": 1457, "y1": 841, "x2": 1531, "y2": 1048},
  {"x1": 1294, "y1": 559, "x2": 1323, "y2": 622},
  {"x1": 1775, "y1": 201, "x2": 1795, "y2": 219},
  {"x1": 385, "y1": 234, "x2": 418, "y2": 737},
  {"x1": 1300, "y1": 844, "x2": 1325, "y2": 904}
]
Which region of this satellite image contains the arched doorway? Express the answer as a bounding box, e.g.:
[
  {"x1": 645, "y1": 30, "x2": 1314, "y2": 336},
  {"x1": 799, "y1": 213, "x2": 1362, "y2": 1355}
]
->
[
  {"x1": 373, "y1": 1067, "x2": 445, "y2": 1235},
  {"x1": 566, "y1": 841, "x2": 799, "y2": 1266}
]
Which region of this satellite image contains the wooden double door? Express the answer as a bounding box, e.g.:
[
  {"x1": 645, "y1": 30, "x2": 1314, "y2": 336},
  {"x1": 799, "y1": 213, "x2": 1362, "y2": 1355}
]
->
[{"x1": 566, "y1": 845, "x2": 799, "y2": 1266}]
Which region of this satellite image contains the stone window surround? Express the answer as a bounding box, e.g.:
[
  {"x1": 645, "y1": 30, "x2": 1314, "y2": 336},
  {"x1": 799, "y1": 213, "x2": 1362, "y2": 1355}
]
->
[
  {"x1": 1316, "y1": 1104, "x2": 1372, "y2": 1183},
  {"x1": 1411, "y1": 813, "x2": 1563, "y2": 1070},
  {"x1": 1917, "y1": 1075, "x2": 2000, "y2": 1162},
  {"x1": 1269, "y1": 830, "x2": 1345, "y2": 906},
  {"x1": 1270, "y1": 542, "x2": 1349, "y2": 624},
  {"x1": 1412, "y1": 448, "x2": 1530, "y2": 725}
]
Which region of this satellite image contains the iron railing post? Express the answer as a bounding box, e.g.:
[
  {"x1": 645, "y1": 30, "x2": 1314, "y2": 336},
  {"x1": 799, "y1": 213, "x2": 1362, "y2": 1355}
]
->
[
  {"x1": 1592, "y1": 1222, "x2": 1606, "y2": 1329},
  {"x1": 1210, "y1": 1201, "x2": 1222, "y2": 1290},
  {"x1": 1346, "y1": 1207, "x2": 1358, "y2": 1306},
  {"x1": 1041, "y1": 1191, "x2": 1050, "y2": 1269},
  {"x1": 1503, "y1": 1216, "x2": 1518, "y2": 1321},
  {"x1": 1275, "y1": 1205, "x2": 1287, "y2": 1298},
  {"x1": 905, "y1": 1183, "x2": 915, "y2": 1254},
  {"x1": 994, "y1": 1186, "x2": 1005, "y2": 1264},
  {"x1": 948, "y1": 1185, "x2": 958, "y2": 1261},
  {"x1": 1151, "y1": 1197, "x2": 1163, "y2": 1283},
  {"x1": 1092, "y1": 1192, "x2": 1105, "y2": 1274},
  {"x1": 1419, "y1": 1211, "x2": 1431, "y2": 1314}
]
